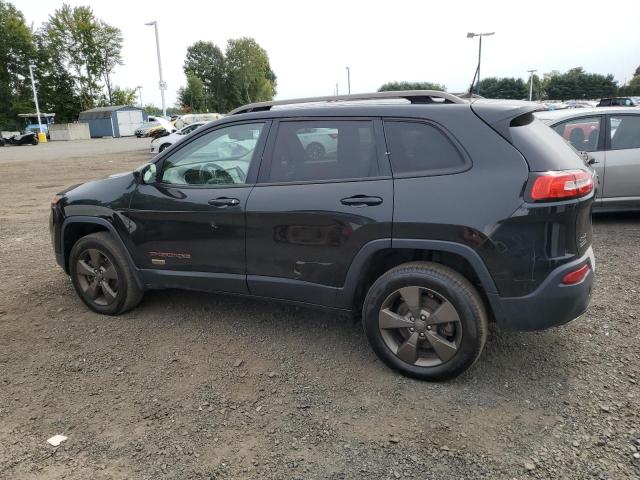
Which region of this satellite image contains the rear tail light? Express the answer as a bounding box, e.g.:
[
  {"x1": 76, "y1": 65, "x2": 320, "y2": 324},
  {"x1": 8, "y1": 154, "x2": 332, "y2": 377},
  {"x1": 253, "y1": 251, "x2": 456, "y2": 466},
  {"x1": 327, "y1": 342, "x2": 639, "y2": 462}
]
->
[
  {"x1": 562, "y1": 264, "x2": 590, "y2": 285},
  {"x1": 530, "y1": 170, "x2": 594, "y2": 201},
  {"x1": 328, "y1": 133, "x2": 338, "y2": 139}
]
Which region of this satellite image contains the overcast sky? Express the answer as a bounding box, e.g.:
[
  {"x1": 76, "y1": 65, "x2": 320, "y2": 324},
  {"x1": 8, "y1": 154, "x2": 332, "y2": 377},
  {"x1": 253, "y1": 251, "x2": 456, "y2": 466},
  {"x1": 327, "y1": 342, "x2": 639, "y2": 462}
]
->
[{"x1": 12, "y1": 0, "x2": 640, "y2": 109}]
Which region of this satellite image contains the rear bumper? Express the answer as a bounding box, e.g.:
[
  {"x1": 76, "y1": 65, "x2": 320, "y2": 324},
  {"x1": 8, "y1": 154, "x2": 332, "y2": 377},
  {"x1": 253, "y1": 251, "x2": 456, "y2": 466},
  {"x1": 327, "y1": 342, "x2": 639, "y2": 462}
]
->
[{"x1": 489, "y1": 247, "x2": 594, "y2": 331}]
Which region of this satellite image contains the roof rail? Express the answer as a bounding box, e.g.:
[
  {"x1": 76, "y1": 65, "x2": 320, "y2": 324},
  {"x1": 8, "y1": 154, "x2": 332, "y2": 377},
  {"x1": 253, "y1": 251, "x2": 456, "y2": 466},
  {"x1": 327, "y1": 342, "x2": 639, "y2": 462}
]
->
[{"x1": 228, "y1": 90, "x2": 466, "y2": 115}]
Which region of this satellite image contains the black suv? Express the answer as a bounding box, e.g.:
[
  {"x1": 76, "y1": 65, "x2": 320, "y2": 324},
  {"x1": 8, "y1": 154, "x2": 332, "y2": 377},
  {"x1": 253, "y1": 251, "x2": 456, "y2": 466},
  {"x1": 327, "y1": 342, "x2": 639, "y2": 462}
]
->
[{"x1": 50, "y1": 91, "x2": 596, "y2": 380}]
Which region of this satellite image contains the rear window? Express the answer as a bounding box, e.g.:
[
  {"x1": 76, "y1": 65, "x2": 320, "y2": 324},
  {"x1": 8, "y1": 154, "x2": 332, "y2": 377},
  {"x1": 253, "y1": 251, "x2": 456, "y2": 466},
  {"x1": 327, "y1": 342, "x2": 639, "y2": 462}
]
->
[
  {"x1": 552, "y1": 116, "x2": 601, "y2": 152},
  {"x1": 383, "y1": 121, "x2": 467, "y2": 176}
]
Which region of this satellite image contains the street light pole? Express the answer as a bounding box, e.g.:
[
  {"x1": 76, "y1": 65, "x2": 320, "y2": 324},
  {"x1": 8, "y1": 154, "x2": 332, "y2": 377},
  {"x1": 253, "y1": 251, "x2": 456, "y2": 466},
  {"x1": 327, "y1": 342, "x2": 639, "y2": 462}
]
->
[
  {"x1": 346, "y1": 66, "x2": 351, "y2": 94},
  {"x1": 136, "y1": 86, "x2": 143, "y2": 109},
  {"x1": 145, "y1": 21, "x2": 166, "y2": 117},
  {"x1": 467, "y1": 32, "x2": 495, "y2": 96},
  {"x1": 28, "y1": 64, "x2": 43, "y2": 135},
  {"x1": 527, "y1": 69, "x2": 537, "y2": 101}
]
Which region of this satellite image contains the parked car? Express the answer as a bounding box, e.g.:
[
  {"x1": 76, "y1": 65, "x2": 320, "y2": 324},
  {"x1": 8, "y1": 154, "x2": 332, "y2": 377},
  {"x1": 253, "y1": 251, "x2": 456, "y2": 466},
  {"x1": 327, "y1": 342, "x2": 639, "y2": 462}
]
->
[
  {"x1": 49, "y1": 91, "x2": 596, "y2": 381},
  {"x1": 150, "y1": 122, "x2": 207, "y2": 153},
  {"x1": 135, "y1": 121, "x2": 160, "y2": 138},
  {"x1": 536, "y1": 107, "x2": 640, "y2": 212},
  {"x1": 596, "y1": 97, "x2": 639, "y2": 107}
]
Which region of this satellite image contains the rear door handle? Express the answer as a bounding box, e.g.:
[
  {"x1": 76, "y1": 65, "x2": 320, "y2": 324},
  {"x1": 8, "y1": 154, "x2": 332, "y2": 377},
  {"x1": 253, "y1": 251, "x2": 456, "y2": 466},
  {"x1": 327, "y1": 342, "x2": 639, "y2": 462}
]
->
[
  {"x1": 208, "y1": 197, "x2": 240, "y2": 207},
  {"x1": 340, "y1": 195, "x2": 383, "y2": 207}
]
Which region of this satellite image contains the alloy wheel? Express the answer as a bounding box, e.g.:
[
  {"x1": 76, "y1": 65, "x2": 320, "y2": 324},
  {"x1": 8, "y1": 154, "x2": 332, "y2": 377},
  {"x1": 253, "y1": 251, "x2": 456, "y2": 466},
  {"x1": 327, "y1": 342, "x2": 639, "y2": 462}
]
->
[
  {"x1": 378, "y1": 286, "x2": 462, "y2": 367},
  {"x1": 75, "y1": 249, "x2": 119, "y2": 306}
]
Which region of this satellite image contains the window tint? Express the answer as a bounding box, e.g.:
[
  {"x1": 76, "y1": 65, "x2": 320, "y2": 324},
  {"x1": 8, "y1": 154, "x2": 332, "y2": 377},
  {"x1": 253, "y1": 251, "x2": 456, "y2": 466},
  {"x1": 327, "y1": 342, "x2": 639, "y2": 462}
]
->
[
  {"x1": 610, "y1": 115, "x2": 640, "y2": 150},
  {"x1": 268, "y1": 121, "x2": 378, "y2": 182},
  {"x1": 161, "y1": 122, "x2": 264, "y2": 186},
  {"x1": 553, "y1": 116, "x2": 601, "y2": 152},
  {"x1": 384, "y1": 121, "x2": 466, "y2": 176}
]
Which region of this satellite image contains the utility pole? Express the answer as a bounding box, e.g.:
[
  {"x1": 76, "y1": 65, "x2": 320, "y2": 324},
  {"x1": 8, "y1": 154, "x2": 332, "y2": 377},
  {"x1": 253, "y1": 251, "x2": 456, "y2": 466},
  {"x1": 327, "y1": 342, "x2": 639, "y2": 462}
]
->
[
  {"x1": 145, "y1": 21, "x2": 167, "y2": 116},
  {"x1": 28, "y1": 64, "x2": 43, "y2": 136},
  {"x1": 467, "y1": 32, "x2": 495, "y2": 96},
  {"x1": 346, "y1": 66, "x2": 351, "y2": 94},
  {"x1": 336, "y1": 82, "x2": 339, "y2": 96},
  {"x1": 136, "y1": 86, "x2": 143, "y2": 109},
  {"x1": 527, "y1": 69, "x2": 537, "y2": 101}
]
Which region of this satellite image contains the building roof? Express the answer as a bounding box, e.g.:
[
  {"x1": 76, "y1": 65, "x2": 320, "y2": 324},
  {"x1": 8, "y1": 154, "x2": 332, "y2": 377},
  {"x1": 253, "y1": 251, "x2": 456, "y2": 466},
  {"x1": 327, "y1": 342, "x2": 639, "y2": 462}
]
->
[{"x1": 79, "y1": 105, "x2": 143, "y2": 120}]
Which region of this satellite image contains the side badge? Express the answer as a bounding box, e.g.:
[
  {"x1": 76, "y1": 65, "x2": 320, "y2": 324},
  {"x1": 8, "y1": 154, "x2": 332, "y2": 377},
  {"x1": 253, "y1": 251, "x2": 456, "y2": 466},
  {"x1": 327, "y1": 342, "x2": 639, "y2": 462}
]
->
[{"x1": 151, "y1": 258, "x2": 166, "y2": 266}]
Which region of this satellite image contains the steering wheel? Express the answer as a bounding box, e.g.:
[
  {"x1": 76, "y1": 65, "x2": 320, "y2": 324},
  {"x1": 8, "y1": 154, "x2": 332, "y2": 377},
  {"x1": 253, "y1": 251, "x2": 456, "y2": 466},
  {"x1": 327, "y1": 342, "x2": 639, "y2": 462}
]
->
[{"x1": 199, "y1": 162, "x2": 234, "y2": 185}]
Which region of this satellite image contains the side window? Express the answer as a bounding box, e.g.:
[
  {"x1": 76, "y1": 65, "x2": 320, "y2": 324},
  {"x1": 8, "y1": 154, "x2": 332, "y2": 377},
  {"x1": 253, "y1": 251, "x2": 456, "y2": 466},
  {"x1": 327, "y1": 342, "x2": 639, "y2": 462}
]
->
[
  {"x1": 552, "y1": 116, "x2": 601, "y2": 152},
  {"x1": 268, "y1": 121, "x2": 378, "y2": 182},
  {"x1": 161, "y1": 122, "x2": 264, "y2": 186},
  {"x1": 610, "y1": 115, "x2": 640, "y2": 150},
  {"x1": 383, "y1": 121, "x2": 466, "y2": 176}
]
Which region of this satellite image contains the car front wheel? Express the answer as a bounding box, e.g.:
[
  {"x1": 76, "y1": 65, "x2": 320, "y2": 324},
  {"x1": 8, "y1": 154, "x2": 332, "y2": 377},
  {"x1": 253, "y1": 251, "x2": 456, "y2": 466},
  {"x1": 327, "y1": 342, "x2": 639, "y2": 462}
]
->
[
  {"x1": 363, "y1": 262, "x2": 487, "y2": 381},
  {"x1": 69, "y1": 232, "x2": 143, "y2": 315}
]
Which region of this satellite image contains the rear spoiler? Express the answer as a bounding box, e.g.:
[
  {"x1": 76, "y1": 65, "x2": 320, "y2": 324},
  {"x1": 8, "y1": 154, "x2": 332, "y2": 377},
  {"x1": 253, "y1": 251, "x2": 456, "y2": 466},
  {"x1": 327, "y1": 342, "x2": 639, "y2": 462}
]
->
[{"x1": 470, "y1": 100, "x2": 546, "y2": 142}]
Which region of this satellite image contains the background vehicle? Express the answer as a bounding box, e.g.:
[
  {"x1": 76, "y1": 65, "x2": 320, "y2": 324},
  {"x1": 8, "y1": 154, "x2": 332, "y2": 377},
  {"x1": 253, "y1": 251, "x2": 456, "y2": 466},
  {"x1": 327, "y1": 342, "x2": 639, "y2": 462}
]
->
[
  {"x1": 150, "y1": 121, "x2": 207, "y2": 153},
  {"x1": 596, "y1": 97, "x2": 639, "y2": 107},
  {"x1": 50, "y1": 91, "x2": 595, "y2": 381},
  {"x1": 536, "y1": 106, "x2": 640, "y2": 211},
  {"x1": 1, "y1": 131, "x2": 38, "y2": 146},
  {"x1": 135, "y1": 121, "x2": 160, "y2": 138},
  {"x1": 18, "y1": 113, "x2": 55, "y2": 138}
]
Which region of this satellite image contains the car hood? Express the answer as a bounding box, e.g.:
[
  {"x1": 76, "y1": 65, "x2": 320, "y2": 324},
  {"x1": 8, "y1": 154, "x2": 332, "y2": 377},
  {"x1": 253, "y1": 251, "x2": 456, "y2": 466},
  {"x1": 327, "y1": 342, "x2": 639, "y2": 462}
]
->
[{"x1": 59, "y1": 171, "x2": 138, "y2": 215}]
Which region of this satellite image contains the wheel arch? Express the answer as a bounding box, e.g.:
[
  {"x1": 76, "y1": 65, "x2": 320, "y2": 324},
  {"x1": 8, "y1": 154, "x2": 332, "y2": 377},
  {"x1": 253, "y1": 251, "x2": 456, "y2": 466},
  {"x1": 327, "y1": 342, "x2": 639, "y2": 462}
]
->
[
  {"x1": 337, "y1": 239, "x2": 499, "y2": 318},
  {"x1": 61, "y1": 216, "x2": 143, "y2": 289}
]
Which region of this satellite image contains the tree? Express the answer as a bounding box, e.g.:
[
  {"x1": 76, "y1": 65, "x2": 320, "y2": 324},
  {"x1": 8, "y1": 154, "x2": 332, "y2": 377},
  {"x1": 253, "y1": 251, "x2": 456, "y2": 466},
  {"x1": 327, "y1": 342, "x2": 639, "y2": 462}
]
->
[
  {"x1": 177, "y1": 74, "x2": 206, "y2": 112},
  {"x1": 543, "y1": 67, "x2": 618, "y2": 101},
  {"x1": 111, "y1": 87, "x2": 137, "y2": 106},
  {"x1": 42, "y1": 4, "x2": 123, "y2": 110},
  {"x1": 378, "y1": 81, "x2": 446, "y2": 92},
  {"x1": 224, "y1": 37, "x2": 276, "y2": 109},
  {"x1": 635, "y1": 65, "x2": 640, "y2": 77},
  {"x1": 184, "y1": 41, "x2": 225, "y2": 111},
  {"x1": 477, "y1": 77, "x2": 528, "y2": 99},
  {"x1": 0, "y1": 0, "x2": 35, "y2": 130}
]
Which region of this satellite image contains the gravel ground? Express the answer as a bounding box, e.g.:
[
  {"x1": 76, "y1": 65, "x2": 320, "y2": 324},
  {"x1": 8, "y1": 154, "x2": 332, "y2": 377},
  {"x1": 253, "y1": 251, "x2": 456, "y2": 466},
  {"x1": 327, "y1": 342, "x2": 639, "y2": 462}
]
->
[{"x1": 0, "y1": 140, "x2": 638, "y2": 479}]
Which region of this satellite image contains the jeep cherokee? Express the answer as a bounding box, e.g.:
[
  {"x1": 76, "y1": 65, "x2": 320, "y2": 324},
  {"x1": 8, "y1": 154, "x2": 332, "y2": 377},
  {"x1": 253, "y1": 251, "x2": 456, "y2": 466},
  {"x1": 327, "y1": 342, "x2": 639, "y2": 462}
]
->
[{"x1": 50, "y1": 91, "x2": 596, "y2": 380}]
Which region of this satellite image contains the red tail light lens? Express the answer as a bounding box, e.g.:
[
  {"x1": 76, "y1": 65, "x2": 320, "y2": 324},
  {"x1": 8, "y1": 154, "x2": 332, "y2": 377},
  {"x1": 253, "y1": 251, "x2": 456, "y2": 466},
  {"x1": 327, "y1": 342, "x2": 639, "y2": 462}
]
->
[
  {"x1": 530, "y1": 170, "x2": 594, "y2": 201},
  {"x1": 562, "y1": 264, "x2": 590, "y2": 285}
]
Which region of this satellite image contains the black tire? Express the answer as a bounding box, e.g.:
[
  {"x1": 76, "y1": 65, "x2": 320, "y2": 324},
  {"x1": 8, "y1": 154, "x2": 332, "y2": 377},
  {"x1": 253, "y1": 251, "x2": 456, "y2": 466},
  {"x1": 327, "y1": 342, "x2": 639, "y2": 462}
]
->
[
  {"x1": 362, "y1": 261, "x2": 488, "y2": 381},
  {"x1": 159, "y1": 143, "x2": 170, "y2": 152},
  {"x1": 305, "y1": 142, "x2": 325, "y2": 161},
  {"x1": 69, "y1": 232, "x2": 143, "y2": 315},
  {"x1": 31, "y1": 136, "x2": 38, "y2": 145}
]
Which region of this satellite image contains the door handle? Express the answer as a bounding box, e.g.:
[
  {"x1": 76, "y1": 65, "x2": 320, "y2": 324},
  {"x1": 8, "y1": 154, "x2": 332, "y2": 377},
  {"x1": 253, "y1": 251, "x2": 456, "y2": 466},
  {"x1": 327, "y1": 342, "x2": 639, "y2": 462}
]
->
[
  {"x1": 208, "y1": 197, "x2": 240, "y2": 207},
  {"x1": 340, "y1": 195, "x2": 383, "y2": 207}
]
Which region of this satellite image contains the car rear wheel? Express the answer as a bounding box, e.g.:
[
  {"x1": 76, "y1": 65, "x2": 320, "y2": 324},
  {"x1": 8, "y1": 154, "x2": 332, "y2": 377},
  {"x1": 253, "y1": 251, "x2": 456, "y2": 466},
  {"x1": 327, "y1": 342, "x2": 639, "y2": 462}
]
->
[
  {"x1": 69, "y1": 232, "x2": 143, "y2": 315},
  {"x1": 363, "y1": 262, "x2": 487, "y2": 381}
]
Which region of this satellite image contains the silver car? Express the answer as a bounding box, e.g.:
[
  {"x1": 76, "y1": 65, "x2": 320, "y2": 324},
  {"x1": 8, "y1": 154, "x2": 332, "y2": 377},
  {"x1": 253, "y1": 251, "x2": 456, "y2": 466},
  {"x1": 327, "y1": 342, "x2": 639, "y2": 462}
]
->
[{"x1": 536, "y1": 107, "x2": 640, "y2": 212}]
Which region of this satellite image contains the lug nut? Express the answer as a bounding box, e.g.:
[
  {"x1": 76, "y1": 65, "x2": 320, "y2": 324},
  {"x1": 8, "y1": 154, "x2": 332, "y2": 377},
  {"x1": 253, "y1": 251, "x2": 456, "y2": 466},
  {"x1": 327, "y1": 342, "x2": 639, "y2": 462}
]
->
[
  {"x1": 420, "y1": 315, "x2": 426, "y2": 320},
  {"x1": 419, "y1": 332, "x2": 425, "y2": 337},
  {"x1": 409, "y1": 327, "x2": 415, "y2": 332},
  {"x1": 427, "y1": 325, "x2": 432, "y2": 330}
]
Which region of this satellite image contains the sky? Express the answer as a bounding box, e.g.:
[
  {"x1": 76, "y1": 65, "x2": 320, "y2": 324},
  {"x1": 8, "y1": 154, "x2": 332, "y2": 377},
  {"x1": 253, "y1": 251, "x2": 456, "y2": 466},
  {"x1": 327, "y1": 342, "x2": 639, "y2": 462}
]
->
[{"x1": 11, "y1": 0, "x2": 640, "y2": 110}]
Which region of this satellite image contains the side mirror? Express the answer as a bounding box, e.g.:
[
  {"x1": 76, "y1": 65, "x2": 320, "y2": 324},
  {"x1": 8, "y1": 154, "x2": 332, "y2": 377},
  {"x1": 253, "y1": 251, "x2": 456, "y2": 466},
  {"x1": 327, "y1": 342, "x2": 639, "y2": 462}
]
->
[{"x1": 134, "y1": 163, "x2": 157, "y2": 184}]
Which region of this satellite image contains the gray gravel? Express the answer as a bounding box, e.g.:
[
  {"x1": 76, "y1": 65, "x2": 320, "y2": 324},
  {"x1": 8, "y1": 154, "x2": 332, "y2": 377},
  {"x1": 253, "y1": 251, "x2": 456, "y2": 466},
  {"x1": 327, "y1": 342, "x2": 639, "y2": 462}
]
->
[{"x1": 0, "y1": 140, "x2": 638, "y2": 479}]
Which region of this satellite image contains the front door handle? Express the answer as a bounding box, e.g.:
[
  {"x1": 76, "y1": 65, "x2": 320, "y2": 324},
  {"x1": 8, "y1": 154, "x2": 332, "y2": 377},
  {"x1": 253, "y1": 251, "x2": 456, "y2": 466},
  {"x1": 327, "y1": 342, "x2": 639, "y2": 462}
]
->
[
  {"x1": 208, "y1": 197, "x2": 240, "y2": 207},
  {"x1": 340, "y1": 195, "x2": 383, "y2": 207}
]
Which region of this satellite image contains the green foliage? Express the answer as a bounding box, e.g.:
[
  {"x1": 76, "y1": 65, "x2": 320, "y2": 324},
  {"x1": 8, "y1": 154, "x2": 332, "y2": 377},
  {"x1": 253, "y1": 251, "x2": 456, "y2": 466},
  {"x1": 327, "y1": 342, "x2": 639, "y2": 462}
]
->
[
  {"x1": 0, "y1": 0, "x2": 35, "y2": 130},
  {"x1": 110, "y1": 87, "x2": 137, "y2": 106},
  {"x1": 543, "y1": 67, "x2": 618, "y2": 101},
  {"x1": 478, "y1": 77, "x2": 528, "y2": 99},
  {"x1": 378, "y1": 81, "x2": 446, "y2": 92},
  {"x1": 144, "y1": 104, "x2": 181, "y2": 117},
  {"x1": 178, "y1": 37, "x2": 277, "y2": 113}
]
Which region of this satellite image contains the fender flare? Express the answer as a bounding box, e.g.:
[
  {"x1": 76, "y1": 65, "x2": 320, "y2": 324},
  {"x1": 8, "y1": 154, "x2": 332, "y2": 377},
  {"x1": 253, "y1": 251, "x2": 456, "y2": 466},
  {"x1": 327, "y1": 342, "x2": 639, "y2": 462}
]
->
[
  {"x1": 335, "y1": 238, "x2": 498, "y2": 309},
  {"x1": 61, "y1": 216, "x2": 143, "y2": 289}
]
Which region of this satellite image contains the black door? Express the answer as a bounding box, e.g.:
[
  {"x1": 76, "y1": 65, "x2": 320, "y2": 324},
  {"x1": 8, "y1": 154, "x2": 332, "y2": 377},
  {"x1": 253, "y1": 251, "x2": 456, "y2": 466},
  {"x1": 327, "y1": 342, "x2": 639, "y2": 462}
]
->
[
  {"x1": 126, "y1": 121, "x2": 269, "y2": 294},
  {"x1": 245, "y1": 118, "x2": 393, "y2": 307}
]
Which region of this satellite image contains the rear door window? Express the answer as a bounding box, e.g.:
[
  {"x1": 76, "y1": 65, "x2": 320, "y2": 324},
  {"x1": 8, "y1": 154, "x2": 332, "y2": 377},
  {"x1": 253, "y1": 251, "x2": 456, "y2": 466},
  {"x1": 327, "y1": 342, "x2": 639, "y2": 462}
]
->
[
  {"x1": 609, "y1": 115, "x2": 640, "y2": 150},
  {"x1": 266, "y1": 120, "x2": 379, "y2": 183},
  {"x1": 552, "y1": 116, "x2": 602, "y2": 152},
  {"x1": 383, "y1": 120, "x2": 467, "y2": 176}
]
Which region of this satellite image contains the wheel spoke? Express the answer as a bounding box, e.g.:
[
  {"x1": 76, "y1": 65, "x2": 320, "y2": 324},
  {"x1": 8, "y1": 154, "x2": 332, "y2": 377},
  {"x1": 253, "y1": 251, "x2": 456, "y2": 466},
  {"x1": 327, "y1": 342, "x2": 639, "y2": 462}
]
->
[
  {"x1": 379, "y1": 308, "x2": 414, "y2": 329},
  {"x1": 396, "y1": 331, "x2": 420, "y2": 364},
  {"x1": 88, "y1": 249, "x2": 102, "y2": 268},
  {"x1": 424, "y1": 331, "x2": 458, "y2": 362},
  {"x1": 399, "y1": 286, "x2": 422, "y2": 318},
  {"x1": 426, "y1": 301, "x2": 459, "y2": 326},
  {"x1": 100, "y1": 281, "x2": 117, "y2": 303},
  {"x1": 77, "y1": 260, "x2": 94, "y2": 277},
  {"x1": 102, "y1": 264, "x2": 117, "y2": 280},
  {"x1": 86, "y1": 280, "x2": 99, "y2": 300}
]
